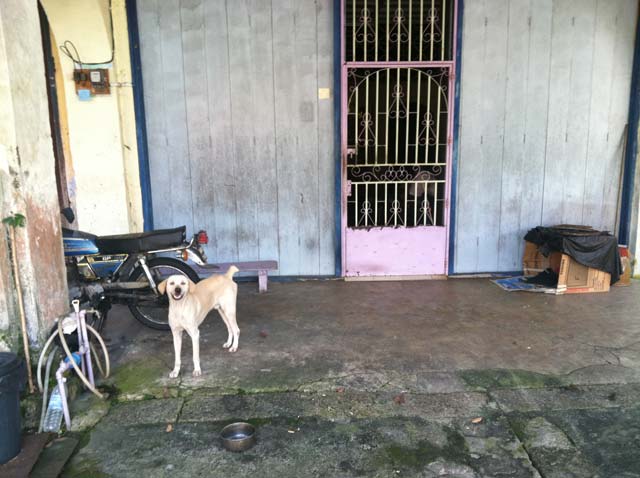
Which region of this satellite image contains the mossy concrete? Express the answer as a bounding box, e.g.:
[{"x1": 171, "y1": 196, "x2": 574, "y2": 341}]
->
[
  {"x1": 459, "y1": 369, "x2": 563, "y2": 391},
  {"x1": 106, "y1": 357, "x2": 174, "y2": 401},
  {"x1": 70, "y1": 392, "x2": 111, "y2": 432},
  {"x1": 63, "y1": 415, "x2": 538, "y2": 478},
  {"x1": 51, "y1": 280, "x2": 640, "y2": 476}
]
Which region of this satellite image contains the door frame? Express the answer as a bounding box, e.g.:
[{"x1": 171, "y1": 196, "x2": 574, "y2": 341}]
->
[
  {"x1": 339, "y1": 0, "x2": 459, "y2": 278},
  {"x1": 126, "y1": 0, "x2": 154, "y2": 231}
]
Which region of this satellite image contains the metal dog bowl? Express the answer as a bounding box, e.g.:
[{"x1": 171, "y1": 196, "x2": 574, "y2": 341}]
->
[{"x1": 221, "y1": 422, "x2": 256, "y2": 452}]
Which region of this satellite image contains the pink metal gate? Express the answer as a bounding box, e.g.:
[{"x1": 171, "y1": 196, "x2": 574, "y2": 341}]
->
[{"x1": 341, "y1": 0, "x2": 458, "y2": 277}]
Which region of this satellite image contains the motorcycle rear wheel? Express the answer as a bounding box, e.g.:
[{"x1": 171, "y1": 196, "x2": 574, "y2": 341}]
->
[{"x1": 127, "y1": 257, "x2": 200, "y2": 330}]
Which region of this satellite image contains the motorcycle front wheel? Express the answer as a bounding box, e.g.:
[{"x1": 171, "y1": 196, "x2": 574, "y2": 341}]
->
[{"x1": 127, "y1": 257, "x2": 200, "y2": 330}]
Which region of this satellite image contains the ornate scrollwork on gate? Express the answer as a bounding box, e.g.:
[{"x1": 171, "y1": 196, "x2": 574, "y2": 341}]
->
[{"x1": 345, "y1": 0, "x2": 454, "y2": 62}]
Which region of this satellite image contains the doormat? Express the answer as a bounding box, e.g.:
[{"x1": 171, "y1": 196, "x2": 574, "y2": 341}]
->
[{"x1": 491, "y1": 276, "x2": 555, "y2": 293}]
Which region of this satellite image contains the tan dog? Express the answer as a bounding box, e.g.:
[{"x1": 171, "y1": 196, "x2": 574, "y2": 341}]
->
[{"x1": 158, "y1": 266, "x2": 239, "y2": 378}]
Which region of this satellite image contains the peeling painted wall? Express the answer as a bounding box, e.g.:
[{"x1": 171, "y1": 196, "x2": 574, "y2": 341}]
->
[
  {"x1": 455, "y1": 0, "x2": 638, "y2": 273},
  {"x1": 0, "y1": 0, "x2": 68, "y2": 351},
  {"x1": 137, "y1": 0, "x2": 336, "y2": 275}
]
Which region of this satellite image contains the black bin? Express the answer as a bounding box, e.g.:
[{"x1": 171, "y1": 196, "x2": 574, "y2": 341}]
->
[{"x1": 0, "y1": 352, "x2": 26, "y2": 464}]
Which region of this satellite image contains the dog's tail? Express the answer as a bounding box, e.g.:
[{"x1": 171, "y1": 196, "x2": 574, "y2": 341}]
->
[{"x1": 225, "y1": 265, "x2": 239, "y2": 279}]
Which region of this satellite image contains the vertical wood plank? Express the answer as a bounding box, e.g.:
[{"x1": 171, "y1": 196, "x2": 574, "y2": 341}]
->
[
  {"x1": 518, "y1": 0, "x2": 552, "y2": 258},
  {"x1": 582, "y1": 0, "x2": 617, "y2": 230},
  {"x1": 455, "y1": 0, "x2": 487, "y2": 272},
  {"x1": 497, "y1": 0, "x2": 531, "y2": 271},
  {"x1": 180, "y1": 0, "x2": 212, "y2": 242},
  {"x1": 227, "y1": 0, "x2": 260, "y2": 262},
  {"x1": 562, "y1": 0, "x2": 597, "y2": 225},
  {"x1": 476, "y1": 0, "x2": 509, "y2": 272},
  {"x1": 273, "y1": 0, "x2": 321, "y2": 275},
  {"x1": 317, "y1": 0, "x2": 336, "y2": 275},
  {"x1": 541, "y1": 0, "x2": 574, "y2": 226},
  {"x1": 204, "y1": 0, "x2": 238, "y2": 262},
  {"x1": 248, "y1": 0, "x2": 280, "y2": 267},
  {"x1": 272, "y1": 0, "x2": 299, "y2": 274},
  {"x1": 158, "y1": 0, "x2": 193, "y2": 232},
  {"x1": 296, "y1": 0, "x2": 321, "y2": 275}
]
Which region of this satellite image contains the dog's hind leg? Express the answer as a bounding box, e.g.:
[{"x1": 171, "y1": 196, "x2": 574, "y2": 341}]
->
[
  {"x1": 170, "y1": 328, "x2": 183, "y2": 378},
  {"x1": 220, "y1": 306, "x2": 240, "y2": 353},
  {"x1": 217, "y1": 309, "x2": 233, "y2": 349}
]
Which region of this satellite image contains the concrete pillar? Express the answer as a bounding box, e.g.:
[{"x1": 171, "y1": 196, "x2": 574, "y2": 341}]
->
[{"x1": 0, "y1": 0, "x2": 68, "y2": 350}]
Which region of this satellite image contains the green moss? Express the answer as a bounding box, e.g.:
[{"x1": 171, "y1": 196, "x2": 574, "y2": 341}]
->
[
  {"x1": 442, "y1": 426, "x2": 469, "y2": 459},
  {"x1": 246, "y1": 417, "x2": 273, "y2": 427},
  {"x1": 506, "y1": 414, "x2": 529, "y2": 441},
  {"x1": 287, "y1": 416, "x2": 302, "y2": 427},
  {"x1": 383, "y1": 441, "x2": 440, "y2": 469},
  {"x1": 74, "y1": 430, "x2": 92, "y2": 451},
  {"x1": 376, "y1": 426, "x2": 469, "y2": 471},
  {"x1": 62, "y1": 457, "x2": 108, "y2": 478},
  {"x1": 459, "y1": 369, "x2": 563, "y2": 391},
  {"x1": 333, "y1": 422, "x2": 361, "y2": 435},
  {"x1": 109, "y1": 359, "x2": 166, "y2": 397}
]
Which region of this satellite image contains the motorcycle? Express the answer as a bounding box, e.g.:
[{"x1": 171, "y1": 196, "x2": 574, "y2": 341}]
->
[{"x1": 61, "y1": 208, "x2": 208, "y2": 331}]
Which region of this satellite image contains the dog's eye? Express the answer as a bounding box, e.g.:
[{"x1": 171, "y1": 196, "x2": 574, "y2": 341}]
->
[{"x1": 169, "y1": 282, "x2": 174, "y2": 286}]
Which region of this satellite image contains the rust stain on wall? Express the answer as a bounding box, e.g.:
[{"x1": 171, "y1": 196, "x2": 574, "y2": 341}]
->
[{"x1": 24, "y1": 199, "x2": 67, "y2": 326}]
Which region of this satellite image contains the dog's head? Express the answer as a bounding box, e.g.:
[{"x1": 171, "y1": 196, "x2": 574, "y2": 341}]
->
[{"x1": 157, "y1": 274, "x2": 196, "y2": 301}]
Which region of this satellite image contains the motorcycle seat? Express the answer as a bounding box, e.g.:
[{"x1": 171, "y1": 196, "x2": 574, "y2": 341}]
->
[{"x1": 95, "y1": 226, "x2": 187, "y2": 254}]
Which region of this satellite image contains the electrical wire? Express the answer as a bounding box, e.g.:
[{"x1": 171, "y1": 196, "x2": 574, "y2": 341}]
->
[{"x1": 59, "y1": 0, "x2": 115, "y2": 67}]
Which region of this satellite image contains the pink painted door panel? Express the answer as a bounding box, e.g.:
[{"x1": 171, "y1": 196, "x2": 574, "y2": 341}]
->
[{"x1": 345, "y1": 227, "x2": 447, "y2": 276}]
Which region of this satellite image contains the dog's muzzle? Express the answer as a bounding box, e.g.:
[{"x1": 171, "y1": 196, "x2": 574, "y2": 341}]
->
[{"x1": 172, "y1": 287, "x2": 184, "y2": 300}]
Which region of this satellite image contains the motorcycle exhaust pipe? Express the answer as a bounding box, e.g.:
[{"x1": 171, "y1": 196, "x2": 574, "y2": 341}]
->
[{"x1": 101, "y1": 282, "x2": 150, "y2": 290}]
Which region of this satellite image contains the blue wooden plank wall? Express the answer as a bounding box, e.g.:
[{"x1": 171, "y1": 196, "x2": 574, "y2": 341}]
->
[
  {"x1": 136, "y1": 0, "x2": 336, "y2": 275},
  {"x1": 455, "y1": 0, "x2": 638, "y2": 273}
]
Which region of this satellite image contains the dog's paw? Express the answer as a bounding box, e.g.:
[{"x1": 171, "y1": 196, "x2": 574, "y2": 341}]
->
[
  {"x1": 192, "y1": 369, "x2": 202, "y2": 377},
  {"x1": 222, "y1": 341, "x2": 232, "y2": 349},
  {"x1": 169, "y1": 369, "x2": 180, "y2": 378},
  {"x1": 228, "y1": 346, "x2": 238, "y2": 353}
]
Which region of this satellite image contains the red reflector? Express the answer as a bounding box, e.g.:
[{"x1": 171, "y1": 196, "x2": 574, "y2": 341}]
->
[{"x1": 197, "y1": 230, "x2": 209, "y2": 245}]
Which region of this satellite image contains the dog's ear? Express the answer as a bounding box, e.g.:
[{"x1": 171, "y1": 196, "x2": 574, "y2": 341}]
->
[
  {"x1": 187, "y1": 279, "x2": 197, "y2": 294},
  {"x1": 157, "y1": 279, "x2": 167, "y2": 295}
]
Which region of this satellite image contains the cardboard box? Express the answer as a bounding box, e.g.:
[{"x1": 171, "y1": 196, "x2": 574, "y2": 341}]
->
[
  {"x1": 555, "y1": 254, "x2": 610, "y2": 294},
  {"x1": 522, "y1": 241, "x2": 611, "y2": 294},
  {"x1": 522, "y1": 241, "x2": 562, "y2": 276}
]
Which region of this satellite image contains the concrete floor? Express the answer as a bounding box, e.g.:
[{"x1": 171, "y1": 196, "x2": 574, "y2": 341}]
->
[{"x1": 57, "y1": 278, "x2": 640, "y2": 477}]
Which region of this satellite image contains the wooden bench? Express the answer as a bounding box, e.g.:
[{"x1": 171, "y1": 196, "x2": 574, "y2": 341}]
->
[{"x1": 194, "y1": 260, "x2": 278, "y2": 293}]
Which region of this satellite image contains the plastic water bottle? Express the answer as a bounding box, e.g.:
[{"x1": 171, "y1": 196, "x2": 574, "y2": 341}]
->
[{"x1": 43, "y1": 385, "x2": 65, "y2": 432}]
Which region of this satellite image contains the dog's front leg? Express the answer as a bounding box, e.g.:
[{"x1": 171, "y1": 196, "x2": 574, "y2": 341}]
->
[
  {"x1": 189, "y1": 329, "x2": 201, "y2": 377},
  {"x1": 170, "y1": 328, "x2": 183, "y2": 378}
]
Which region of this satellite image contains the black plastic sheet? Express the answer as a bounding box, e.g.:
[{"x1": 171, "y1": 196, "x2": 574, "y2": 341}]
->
[{"x1": 524, "y1": 226, "x2": 622, "y2": 284}]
